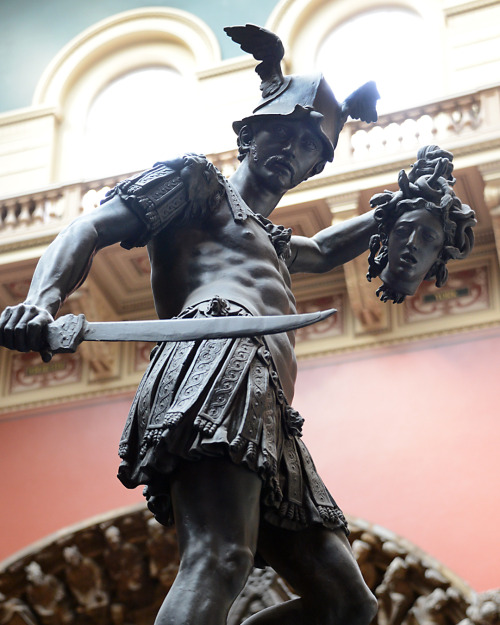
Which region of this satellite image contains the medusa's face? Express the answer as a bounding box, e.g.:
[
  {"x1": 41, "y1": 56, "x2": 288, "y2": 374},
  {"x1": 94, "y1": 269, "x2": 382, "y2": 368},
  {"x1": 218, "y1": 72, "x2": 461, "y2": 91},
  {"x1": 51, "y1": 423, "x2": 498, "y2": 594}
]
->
[{"x1": 381, "y1": 208, "x2": 445, "y2": 296}]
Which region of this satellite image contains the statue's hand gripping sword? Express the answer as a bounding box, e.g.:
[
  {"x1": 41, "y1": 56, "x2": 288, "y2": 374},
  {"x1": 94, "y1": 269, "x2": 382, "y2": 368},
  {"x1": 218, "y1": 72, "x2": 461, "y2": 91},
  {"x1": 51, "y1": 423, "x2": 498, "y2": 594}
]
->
[{"x1": 45, "y1": 309, "x2": 337, "y2": 354}]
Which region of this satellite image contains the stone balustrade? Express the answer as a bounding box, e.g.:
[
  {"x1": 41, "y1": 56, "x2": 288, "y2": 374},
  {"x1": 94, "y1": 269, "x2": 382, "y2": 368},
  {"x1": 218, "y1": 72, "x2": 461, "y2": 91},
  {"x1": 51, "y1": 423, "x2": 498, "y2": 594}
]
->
[
  {"x1": 1, "y1": 85, "x2": 499, "y2": 247},
  {"x1": 345, "y1": 86, "x2": 496, "y2": 161},
  {"x1": 0, "y1": 175, "x2": 124, "y2": 248}
]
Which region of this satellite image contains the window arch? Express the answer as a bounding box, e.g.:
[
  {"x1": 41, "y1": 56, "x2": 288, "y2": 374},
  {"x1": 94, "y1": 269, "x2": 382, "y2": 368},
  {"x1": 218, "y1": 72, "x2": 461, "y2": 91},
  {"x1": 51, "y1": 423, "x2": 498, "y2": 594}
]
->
[
  {"x1": 267, "y1": 0, "x2": 446, "y2": 113},
  {"x1": 84, "y1": 66, "x2": 200, "y2": 178},
  {"x1": 316, "y1": 8, "x2": 441, "y2": 113},
  {"x1": 33, "y1": 8, "x2": 220, "y2": 182}
]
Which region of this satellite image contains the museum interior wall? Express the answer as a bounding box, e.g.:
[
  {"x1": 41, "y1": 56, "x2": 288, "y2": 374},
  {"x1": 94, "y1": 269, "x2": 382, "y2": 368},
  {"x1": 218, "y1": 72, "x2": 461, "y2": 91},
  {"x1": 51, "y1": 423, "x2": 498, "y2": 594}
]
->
[{"x1": 0, "y1": 0, "x2": 499, "y2": 617}]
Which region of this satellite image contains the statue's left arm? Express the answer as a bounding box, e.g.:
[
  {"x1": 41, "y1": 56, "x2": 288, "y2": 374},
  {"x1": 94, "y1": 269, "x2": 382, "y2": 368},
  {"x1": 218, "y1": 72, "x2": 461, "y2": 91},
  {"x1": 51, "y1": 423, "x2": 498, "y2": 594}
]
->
[{"x1": 287, "y1": 210, "x2": 377, "y2": 274}]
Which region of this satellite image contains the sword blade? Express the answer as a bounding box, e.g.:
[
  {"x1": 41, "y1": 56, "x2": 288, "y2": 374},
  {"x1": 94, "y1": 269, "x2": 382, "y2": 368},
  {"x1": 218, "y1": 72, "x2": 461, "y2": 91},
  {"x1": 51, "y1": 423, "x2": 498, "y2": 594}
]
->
[
  {"x1": 45, "y1": 309, "x2": 337, "y2": 354},
  {"x1": 83, "y1": 309, "x2": 336, "y2": 343}
]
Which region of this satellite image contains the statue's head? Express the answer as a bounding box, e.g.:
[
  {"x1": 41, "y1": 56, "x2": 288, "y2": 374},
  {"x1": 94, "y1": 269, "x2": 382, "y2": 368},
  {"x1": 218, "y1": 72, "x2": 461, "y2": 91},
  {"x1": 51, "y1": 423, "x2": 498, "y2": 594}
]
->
[
  {"x1": 234, "y1": 74, "x2": 345, "y2": 165},
  {"x1": 235, "y1": 116, "x2": 330, "y2": 193},
  {"x1": 226, "y1": 24, "x2": 378, "y2": 181},
  {"x1": 367, "y1": 145, "x2": 476, "y2": 303}
]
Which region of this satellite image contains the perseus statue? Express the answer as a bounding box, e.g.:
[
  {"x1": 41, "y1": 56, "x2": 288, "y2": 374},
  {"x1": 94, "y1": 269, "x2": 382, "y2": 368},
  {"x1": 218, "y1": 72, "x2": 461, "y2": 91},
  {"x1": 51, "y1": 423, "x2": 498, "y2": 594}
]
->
[{"x1": 0, "y1": 23, "x2": 474, "y2": 625}]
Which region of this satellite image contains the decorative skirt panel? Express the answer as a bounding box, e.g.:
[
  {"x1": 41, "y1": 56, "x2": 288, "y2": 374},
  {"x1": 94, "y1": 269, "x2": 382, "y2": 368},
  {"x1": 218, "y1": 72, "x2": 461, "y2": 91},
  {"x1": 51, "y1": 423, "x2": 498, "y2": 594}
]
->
[{"x1": 117, "y1": 299, "x2": 348, "y2": 535}]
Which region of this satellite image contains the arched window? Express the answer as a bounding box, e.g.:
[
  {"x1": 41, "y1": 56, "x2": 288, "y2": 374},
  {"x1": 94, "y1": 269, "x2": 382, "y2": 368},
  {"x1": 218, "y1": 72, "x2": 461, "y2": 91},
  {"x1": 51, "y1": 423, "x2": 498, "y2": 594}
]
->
[
  {"x1": 32, "y1": 8, "x2": 220, "y2": 182},
  {"x1": 84, "y1": 67, "x2": 199, "y2": 178},
  {"x1": 315, "y1": 8, "x2": 441, "y2": 113}
]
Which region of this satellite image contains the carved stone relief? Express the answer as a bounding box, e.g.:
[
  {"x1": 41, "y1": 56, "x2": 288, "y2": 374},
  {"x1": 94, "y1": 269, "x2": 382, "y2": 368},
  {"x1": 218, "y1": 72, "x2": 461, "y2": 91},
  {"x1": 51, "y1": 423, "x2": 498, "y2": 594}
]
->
[{"x1": 1, "y1": 506, "x2": 496, "y2": 625}]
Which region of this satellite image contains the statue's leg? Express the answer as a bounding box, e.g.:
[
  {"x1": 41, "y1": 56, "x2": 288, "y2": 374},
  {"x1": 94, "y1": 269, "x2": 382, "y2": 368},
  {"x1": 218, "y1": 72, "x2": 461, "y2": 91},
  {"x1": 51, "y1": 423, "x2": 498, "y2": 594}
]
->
[
  {"x1": 154, "y1": 457, "x2": 262, "y2": 625},
  {"x1": 242, "y1": 524, "x2": 377, "y2": 625}
]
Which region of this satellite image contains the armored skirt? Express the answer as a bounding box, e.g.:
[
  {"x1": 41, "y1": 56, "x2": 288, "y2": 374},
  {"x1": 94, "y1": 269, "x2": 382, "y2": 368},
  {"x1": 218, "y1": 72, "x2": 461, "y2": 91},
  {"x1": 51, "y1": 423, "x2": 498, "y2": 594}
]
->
[{"x1": 117, "y1": 299, "x2": 348, "y2": 535}]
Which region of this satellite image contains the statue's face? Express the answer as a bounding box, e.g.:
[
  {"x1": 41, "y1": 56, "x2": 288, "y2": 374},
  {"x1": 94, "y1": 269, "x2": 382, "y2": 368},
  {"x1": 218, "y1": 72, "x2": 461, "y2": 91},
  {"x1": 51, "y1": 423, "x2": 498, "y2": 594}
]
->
[
  {"x1": 247, "y1": 119, "x2": 325, "y2": 193},
  {"x1": 381, "y1": 208, "x2": 445, "y2": 296}
]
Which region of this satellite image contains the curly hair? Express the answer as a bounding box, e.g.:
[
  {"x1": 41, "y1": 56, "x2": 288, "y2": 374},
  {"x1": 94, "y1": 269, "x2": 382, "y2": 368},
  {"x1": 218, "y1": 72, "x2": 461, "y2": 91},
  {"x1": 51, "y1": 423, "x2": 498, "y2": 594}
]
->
[{"x1": 366, "y1": 145, "x2": 476, "y2": 303}]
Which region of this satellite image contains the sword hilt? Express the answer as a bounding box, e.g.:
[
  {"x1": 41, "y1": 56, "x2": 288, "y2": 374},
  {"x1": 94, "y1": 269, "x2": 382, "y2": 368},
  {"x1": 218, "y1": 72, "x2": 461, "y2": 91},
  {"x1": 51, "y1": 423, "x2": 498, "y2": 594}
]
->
[{"x1": 46, "y1": 313, "x2": 88, "y2": 353}]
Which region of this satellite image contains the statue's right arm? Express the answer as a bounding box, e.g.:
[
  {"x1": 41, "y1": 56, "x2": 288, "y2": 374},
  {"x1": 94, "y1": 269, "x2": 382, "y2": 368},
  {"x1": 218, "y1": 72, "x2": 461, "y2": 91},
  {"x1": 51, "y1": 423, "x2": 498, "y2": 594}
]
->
[
  {"x1": 0, "y1": 153, "x2": 223, "y2": 356},
  {"x1": 0, "y1": 195, "x2": 143, "y2": 355}
]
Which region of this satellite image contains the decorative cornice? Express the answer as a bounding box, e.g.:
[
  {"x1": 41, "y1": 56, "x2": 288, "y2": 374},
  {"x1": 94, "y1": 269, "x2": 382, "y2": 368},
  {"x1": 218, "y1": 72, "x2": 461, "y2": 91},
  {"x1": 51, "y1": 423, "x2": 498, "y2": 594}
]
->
[
  {"x1": 3, "y1": 315, "x2": 499, "y2": 418},
  {"x1": 0, "y1": 385, "x2": 137, "y2": 420},
  {"x1": 445, "y1": 0, "x2": 500, "y2": 18},
  {"x1": 196, "y1": 56, "x2": 256, "y2": 80},
  {"x1": 0, "y1": 105, "x2": 59, "y2": 126},
  {"x1": 296, "y1": 319, "x2": 500, "y2": 363},
  {"x1": 295, "y1": 138, "x2": 500, "y2": 196}
]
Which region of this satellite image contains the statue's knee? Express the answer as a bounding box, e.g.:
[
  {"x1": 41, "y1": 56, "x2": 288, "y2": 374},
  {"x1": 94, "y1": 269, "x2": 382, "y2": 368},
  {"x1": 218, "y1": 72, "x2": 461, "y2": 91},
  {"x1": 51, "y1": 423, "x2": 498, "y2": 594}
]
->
[
  {"x1": 181, "y1": 542, "x2": 253, "y2": 594},
  {"x1": 320, "y1": 585, "x2": 377, "y2": 625},
  {"x1": 216, "y1": 543, "x2": 254, "y2": 590}
]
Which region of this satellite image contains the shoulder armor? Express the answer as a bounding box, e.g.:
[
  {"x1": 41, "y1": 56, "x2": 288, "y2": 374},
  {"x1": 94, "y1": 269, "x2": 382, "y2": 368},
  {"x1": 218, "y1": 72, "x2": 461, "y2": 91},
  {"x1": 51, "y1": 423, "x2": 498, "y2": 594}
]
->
[{"x1": 101, "y1": 154, "x2": 224, "y2": 249}]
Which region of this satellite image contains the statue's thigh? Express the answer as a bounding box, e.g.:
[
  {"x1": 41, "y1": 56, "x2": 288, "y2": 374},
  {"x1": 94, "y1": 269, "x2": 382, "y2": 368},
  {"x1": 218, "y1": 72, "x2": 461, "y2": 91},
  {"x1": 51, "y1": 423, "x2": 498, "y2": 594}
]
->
[
  {"x1": 170, "y1": 457, "x2": 262, "y2": 554},
  {"x1": 257, "y1": 523, "x2": 366, "y2": 599}
]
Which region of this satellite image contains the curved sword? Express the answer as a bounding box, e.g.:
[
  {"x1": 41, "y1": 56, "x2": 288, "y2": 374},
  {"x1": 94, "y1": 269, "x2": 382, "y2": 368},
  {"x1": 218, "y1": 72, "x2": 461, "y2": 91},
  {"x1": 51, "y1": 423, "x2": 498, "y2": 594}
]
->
[{"x1": 46, "y1": 309, "x2": 337, "y2": 354}]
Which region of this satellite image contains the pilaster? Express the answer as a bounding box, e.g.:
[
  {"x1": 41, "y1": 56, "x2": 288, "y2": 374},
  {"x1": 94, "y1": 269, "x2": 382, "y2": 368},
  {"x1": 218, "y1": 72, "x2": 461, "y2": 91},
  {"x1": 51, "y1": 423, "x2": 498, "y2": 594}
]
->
[{"x1": 326, "y1": 193, "x2": 389, "y2": 334}]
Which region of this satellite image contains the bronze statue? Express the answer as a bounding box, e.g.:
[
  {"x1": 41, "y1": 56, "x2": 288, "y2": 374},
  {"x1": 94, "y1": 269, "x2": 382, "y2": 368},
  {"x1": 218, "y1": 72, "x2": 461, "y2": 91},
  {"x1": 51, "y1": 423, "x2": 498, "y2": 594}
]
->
[
  {"x1": 0, "y1": 23, "x2": 475, "y2": 625},
  {"x1": 367, "y1": 145, "x2": 476, "y2": 303}
]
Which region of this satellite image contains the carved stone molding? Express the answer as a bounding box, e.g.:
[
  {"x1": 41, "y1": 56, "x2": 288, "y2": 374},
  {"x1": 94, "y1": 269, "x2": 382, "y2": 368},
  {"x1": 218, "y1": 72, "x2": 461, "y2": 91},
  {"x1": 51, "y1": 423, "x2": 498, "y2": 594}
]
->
[
  {"x1": 445, "y1": 0, "x2": 500, "y2": 18},
  {"x1": 1, "y1": 505, "x2": 496, "y2": 625}
]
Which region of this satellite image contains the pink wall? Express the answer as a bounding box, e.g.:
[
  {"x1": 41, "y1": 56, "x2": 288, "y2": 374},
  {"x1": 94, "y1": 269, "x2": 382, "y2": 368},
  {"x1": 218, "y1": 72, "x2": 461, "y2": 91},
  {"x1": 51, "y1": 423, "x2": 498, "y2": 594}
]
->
[
  {"x1": 294, "y1": 327, "x2": 500, "y2": 592},
  {"x1": 0, "y1": 395, "x2": 143, "y2": 560},
  {"x1": 1, "y1": 327, "x2": 499, "y2": 591}
]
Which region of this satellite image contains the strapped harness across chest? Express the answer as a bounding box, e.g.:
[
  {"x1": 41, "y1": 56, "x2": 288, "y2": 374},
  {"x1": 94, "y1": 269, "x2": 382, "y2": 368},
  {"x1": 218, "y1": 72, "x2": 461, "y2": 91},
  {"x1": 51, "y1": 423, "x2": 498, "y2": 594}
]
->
[{"x1": 102, "y1": 154, "x2": 292, "y2": 260}]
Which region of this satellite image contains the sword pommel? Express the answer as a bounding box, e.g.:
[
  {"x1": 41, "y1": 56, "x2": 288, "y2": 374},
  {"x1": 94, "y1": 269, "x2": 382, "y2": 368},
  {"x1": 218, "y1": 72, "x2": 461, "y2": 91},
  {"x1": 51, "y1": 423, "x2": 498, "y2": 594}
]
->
[{"x1": 46, "y1": 313, "x2": 88, "y2": 353}]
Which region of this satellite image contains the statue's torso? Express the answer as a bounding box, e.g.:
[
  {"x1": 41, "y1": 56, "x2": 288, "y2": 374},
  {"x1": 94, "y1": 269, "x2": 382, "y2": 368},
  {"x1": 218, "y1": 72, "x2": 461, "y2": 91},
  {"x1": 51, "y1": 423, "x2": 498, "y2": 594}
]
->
[{"x1": 147, "y1": 195, "x2": 298, "y2": 400}]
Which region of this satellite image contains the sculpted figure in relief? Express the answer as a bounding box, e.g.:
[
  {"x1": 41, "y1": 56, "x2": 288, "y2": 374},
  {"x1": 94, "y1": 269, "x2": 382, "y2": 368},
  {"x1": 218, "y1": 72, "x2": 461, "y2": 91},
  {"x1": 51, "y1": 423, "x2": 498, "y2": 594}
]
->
[
  {"x1": 63, "y1": 545, "x2": 109, "y2": 623},
  {"x1": 24, "y1": 563, "x2": 71, "y2": 625}
]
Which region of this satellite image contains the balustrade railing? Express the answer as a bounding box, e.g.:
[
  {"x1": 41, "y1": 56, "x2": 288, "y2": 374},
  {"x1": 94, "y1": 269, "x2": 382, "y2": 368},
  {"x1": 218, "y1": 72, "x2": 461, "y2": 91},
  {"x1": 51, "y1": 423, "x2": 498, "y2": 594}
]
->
[
  {"x1": 1, "y1": 85, "x2": 499, "y2": 246},
  {"x1": 0, "y1": 175, "x2": 124, "y2": 246},
  {"x1": 344, "y1": 87, "x2": 493, "y2": 161}
]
